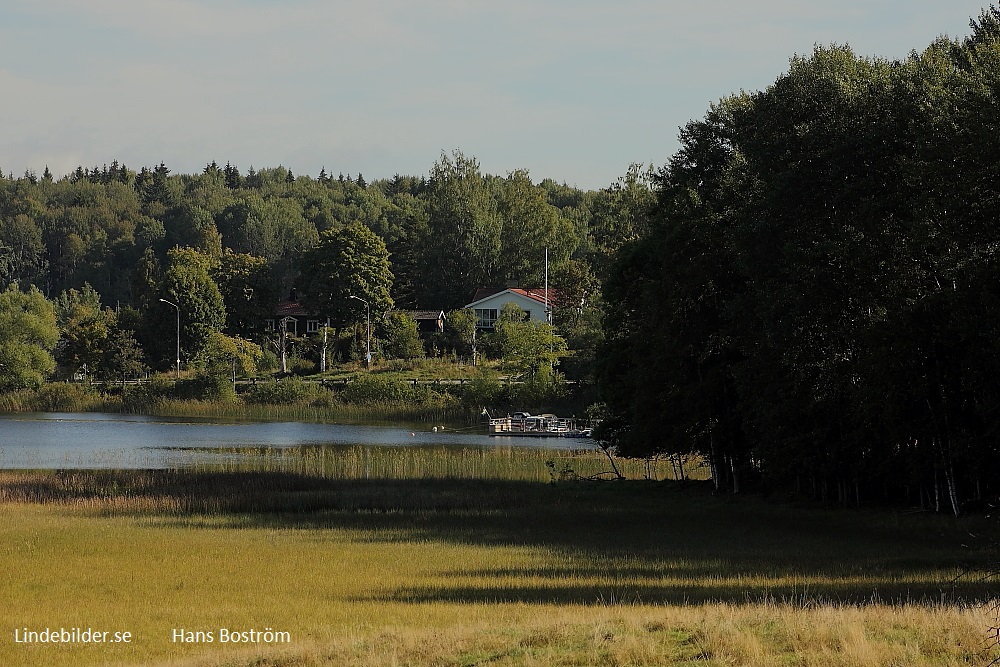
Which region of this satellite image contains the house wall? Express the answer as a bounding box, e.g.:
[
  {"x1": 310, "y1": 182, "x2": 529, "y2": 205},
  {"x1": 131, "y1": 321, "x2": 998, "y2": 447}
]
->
[{"x1": 468, "y1": 293, "x2": 548, "y2": 329}]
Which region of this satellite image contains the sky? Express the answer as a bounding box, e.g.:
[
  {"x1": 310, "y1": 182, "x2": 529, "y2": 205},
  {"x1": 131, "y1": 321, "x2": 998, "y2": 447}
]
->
[{"x1": 0, "y1": 1, "x2": 991, "y2": 190}]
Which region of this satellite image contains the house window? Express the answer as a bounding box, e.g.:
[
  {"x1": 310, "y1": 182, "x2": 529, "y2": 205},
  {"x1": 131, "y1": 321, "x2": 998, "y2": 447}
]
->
[
  {"x1": 475, "y1": 308, "x2": 499, "y2": 328},
  {"x1": 265, "y1": 319, "x2": 275, "y2": 331},
  {"x1": 306, "y1": 319, "x2": 320, "y2": 333}
]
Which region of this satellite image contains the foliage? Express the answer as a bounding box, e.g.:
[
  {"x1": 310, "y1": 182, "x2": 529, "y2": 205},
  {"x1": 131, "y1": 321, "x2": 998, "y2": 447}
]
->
[
  {"x1": 120, "y1": 375, "x2": 174, "y2": 411},
  {"x1": 418, "y1": 150, "x2": 503, "y2": 308},
  {"x1": 380, "y1": 311, "x2": 424, "y2": 360},
  {"x1": 150, "y1": 247, "x2": 226, "y2": 365},
  {"x1": 599, "y1": 16, "x2": 1000, "y2": 511},
  {"x1": 0, "y1": 149, "x2": 625, "y2": 386},
  {"x1": 98, "y1": 325, "x2": 146, "y2": 386},
  {"x1": 212, "y1": 249, "x2": 277, "y2": 337},
  {"x1": 493, "y1": 302, "x2": 569, "y2": 379},
  {"x1": 196, "y1": 331, "x2": 263, "y2": 378},
  {"x1": 27, "y1": 382, "x2": 100, "y2": 412},
  {"x1": 53, "y1": 283, "x2": 108, "y2": 380},
  {"x1": 297, "y1": 222, "x2": 393, "y2": 327},
  {"x1": 444, "y1": 307, "x2": 477, "y2": 359},
  {"x1": 0, "y1": 284, "x2": 58, "y2": 390},
  {"x1": 587, "y1": 163, "x2": 656, "y2": 277},
  {"x1": 460, "y1": 368, "x2": 505, "y2": 406},
  {"x1": 173, "y1": 372, "x2": 237, "y2": 402},
  {"x1": 242, "y1": 378, "x2": 329, "y2": 405},
  {"x1": 339, "y1": 374, "x2": 413, "y2": 403}
]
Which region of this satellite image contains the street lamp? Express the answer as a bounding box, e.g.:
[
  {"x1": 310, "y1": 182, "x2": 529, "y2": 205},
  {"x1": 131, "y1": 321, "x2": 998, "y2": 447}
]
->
[
  {"x1": 348, "y1": 295, "x2": 371, "y2": 368},
  {"x1": 159, "y1": 298, "x2": 180, "y2": 380}
]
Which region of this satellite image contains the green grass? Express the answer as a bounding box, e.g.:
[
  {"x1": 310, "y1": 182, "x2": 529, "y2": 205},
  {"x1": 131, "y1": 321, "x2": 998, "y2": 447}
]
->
[{"x1": 0, "y1": 448, "x2": 997, "y2": 666}]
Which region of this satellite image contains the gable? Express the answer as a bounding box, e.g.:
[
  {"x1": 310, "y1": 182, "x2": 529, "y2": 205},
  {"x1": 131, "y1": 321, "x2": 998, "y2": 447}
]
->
[{"x1": 464, "y1": 289, "x2": 552, "y2": 327}]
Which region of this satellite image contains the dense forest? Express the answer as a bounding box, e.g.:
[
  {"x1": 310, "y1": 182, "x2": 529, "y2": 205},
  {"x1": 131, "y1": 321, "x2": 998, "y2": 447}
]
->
[
  {"x1": 0, "y1": 151, "x2": 653, "y2": 379},
  {"x1": 0, "y1": 154, "x2": 650, "y2": 310},
  {"x1": 598, "y1": 7, "x2": 1000, "y2": 514}
]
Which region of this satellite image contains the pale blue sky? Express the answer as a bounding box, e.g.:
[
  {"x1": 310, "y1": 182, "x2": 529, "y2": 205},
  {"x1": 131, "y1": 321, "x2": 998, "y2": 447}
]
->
[{"x1": 0, "y1": 1, "x2": 990, "y2": 189}]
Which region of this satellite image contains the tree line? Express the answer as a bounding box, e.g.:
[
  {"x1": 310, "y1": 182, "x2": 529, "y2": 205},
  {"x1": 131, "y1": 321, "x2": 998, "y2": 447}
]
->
[
  {"x1": 0, "y1": 153, "x2": 650, "y2": 312},
  {"x1": 0, "y1": 151, "x2": 653, "y2": 384},
  {"x1": 598, "y1": 8, "x2": 1000, "y2": 514}
]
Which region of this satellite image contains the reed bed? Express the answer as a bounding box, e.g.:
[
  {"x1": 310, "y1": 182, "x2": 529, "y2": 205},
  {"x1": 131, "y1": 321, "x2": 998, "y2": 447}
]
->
[
  {"x1": 145, "y1": 398, "x2": 471, "y2": 425},
  {"x1": 0, "y1": 385, "x2": 476, "y2": 424},
  {"x1": 183, "y1": 445, "x2": 708, "y2": 483}
]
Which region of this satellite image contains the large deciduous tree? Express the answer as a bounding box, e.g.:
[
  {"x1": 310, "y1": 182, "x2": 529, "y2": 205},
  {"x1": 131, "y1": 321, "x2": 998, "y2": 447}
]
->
[
  {"x1": 0, "y1": 284, "x2": 58, "y2": 390},
  {"x1": 54, "y1": 283, "x2": 109, "y2": 381},
  {"x1": 298, "y1": 222, "x2": 393, "y2": 335},
  {"x1": 419, "y1": 150, "x2": 502, "y2": 308},
  {"x1": 142, "y1": 247, "x2": 226, "y2": 368},
  {"x1": 212, "y1": 249, "x2": 277, "y2": 338}
]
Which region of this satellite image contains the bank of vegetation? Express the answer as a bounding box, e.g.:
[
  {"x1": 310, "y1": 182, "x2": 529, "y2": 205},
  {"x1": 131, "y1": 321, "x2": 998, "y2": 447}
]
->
[{"x1": 0, "y1": 370, "x2": 590, "y2": 426}]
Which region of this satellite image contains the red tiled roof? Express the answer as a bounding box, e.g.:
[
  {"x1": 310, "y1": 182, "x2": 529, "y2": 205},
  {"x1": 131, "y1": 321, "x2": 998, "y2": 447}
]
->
[{"x1": 274, "y1": 299, "x2": 309, "y2": 317}]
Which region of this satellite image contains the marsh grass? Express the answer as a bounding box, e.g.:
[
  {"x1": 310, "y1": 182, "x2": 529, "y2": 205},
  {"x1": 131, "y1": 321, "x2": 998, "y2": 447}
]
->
[
  {"x1": 146, "y1": 397, "x2": 471, "y2": 424},
  {"x1": 1, "y1": 448, "x2": 998, "y2": 667},
  {"x1": 0, "y1": 384, "x2": 476, "y2": 424},
  {"x1": 183, "y1": 445, "x2": 707, "y2": 483}
]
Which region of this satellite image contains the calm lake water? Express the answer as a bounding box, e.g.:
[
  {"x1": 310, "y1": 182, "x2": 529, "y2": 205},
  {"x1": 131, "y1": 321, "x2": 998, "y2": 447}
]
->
[{"x1": 0, "y1": 412, "x2": 594, "y2": 469}]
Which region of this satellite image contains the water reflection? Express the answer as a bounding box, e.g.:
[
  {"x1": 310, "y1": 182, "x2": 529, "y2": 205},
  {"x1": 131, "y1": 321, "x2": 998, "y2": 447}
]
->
[{"x1": 0, "y1": 413, "x2": 593, "y2": 469}]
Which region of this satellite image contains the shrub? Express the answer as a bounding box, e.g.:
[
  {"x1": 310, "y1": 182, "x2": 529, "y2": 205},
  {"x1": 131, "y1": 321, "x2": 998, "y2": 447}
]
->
[
  {"x1": 30, "y1": 383, "x2": 98, "y2": 412},
  {"x1": 340, "y1": 375, "x2": 410, "y2": 403},
  {"x1": 288, "y1": 356, "x2": 316, "y2": 376},
  {"x1": 173, "y1": 373, "x2": 237, "y2": 402},
  {"x1": 461, "y1": 369, "x2": 504, "y2": 407},
  {"x1": 258, "y1": 350, "x2": 279, "y2": 373},
  {"x1": 120, "y1": 376, "x2": 174, "y2": 411},
  {"x1": 243, "y1": 378, "x2": 328, "y2": 405}
]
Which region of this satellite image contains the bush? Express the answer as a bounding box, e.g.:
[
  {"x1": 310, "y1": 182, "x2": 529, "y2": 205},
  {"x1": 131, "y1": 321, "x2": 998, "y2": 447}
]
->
[
  {"x1": 340, "y1": 375, "x2": 411, "y2": 403},
  {"x1": 511, "y1": 372, "x2": 568, "y2": 406},
  {"x1": 173, "y1": 373, "x2": 237, "y2": 402},
  {"x1": 288, "y1": 356, "x2": 316, "y2": 376},
  {"x1": 121, "y1": 376, "x2": 174, "y2": 411},
  {"x1": 30, "y1": 383, "x2": 98, "y2": 412},
  {"x1": 461, "y1": 369, "x2": 504, "y2": 407},
  {"x1": 258, "y1": 350, "x2": 279, "y2": 374},
  {"x1": 242, "y1": 378, "x2": 328, "y2": 405}
]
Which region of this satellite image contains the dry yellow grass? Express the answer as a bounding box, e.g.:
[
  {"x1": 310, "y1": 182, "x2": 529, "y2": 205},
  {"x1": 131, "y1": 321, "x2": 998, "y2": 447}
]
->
[{"x1": 0, "y1": 460, "x2": 997, "y2": 667}]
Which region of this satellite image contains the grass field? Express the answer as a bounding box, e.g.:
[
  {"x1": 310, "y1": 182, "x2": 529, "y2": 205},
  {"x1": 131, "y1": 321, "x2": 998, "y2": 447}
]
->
[{"x1": 1, "y1": 447, "x2": 998, "y2": 666}]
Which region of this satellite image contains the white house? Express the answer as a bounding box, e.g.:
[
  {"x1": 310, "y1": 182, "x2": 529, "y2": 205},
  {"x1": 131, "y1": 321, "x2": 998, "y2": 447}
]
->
[{"x1": 464, "y1": 287, "x2": 553, "y2": 329}]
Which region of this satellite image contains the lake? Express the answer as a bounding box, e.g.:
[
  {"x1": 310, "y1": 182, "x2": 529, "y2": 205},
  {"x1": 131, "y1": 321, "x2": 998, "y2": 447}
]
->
[{"x1": 0, "y1": 412, "x2": 594, "y2": 469}]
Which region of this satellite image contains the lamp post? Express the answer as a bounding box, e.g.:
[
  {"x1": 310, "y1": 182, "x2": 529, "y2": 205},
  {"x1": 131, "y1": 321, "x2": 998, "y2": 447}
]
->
[
  {"x1": 348, "y1": 295, "x2": 370, "y2": 368},
  {"x1": 159, "y1": 298, "x2": 180, "y2": 380}
]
